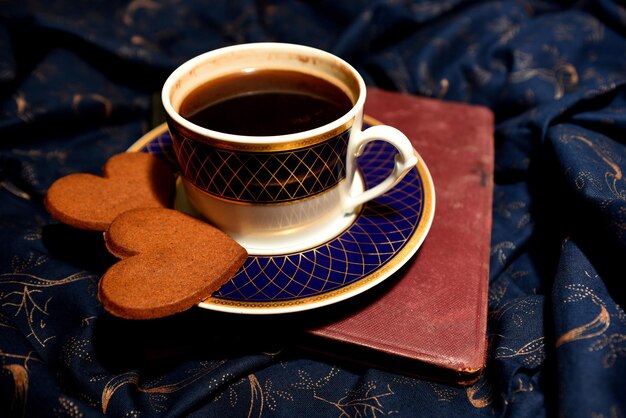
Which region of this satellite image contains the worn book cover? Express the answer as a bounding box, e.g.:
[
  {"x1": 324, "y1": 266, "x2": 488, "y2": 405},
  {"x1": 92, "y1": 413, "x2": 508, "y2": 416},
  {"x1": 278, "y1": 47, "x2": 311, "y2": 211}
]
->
[{"x1": 300, "y1": 87, "x2": 494, "y2": 385}]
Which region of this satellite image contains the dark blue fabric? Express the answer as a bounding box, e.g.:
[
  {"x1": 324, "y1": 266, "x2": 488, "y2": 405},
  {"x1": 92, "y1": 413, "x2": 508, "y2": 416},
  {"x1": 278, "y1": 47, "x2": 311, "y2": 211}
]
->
[{"x1": 1, "y1": 1, "x2": 625, "y2": 416}]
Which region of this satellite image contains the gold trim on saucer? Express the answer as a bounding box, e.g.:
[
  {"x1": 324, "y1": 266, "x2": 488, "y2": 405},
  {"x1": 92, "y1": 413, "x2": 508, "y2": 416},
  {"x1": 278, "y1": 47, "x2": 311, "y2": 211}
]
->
[
  {"x1": 127, "y1": 123, "x2": 169, "y2": 151},
  {"x1": 128, "y1": 116, "x2": 436, "y2": 315},
  {"x1": 199, "y1": 152, "x2": 434, "y2": 313}
]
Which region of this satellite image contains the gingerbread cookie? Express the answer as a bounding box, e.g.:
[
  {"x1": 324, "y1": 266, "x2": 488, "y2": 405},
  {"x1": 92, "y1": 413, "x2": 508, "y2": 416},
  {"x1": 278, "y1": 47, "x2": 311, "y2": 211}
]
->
[
  {"x1": 99, "y1": 207, "x2": 248, "y2": 319},
  {"x1": 45, "y1": 152, "x2": 175, "y2": 231}
]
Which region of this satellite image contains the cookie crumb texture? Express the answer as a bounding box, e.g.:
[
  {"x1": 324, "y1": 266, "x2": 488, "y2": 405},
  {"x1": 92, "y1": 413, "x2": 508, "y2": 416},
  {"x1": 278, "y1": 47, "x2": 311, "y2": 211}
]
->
[
  {"x1": 99, "y1": 208, "x2": 248, "y2": 320},
  {"x1": 44, "y1": 152, "x2": 175, "y2": 231}
]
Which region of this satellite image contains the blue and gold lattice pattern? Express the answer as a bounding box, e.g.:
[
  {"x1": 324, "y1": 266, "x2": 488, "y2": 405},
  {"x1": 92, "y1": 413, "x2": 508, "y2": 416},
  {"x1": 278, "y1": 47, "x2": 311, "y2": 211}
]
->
[
  {"x1": 137, "y1": 124, "x2": 426, "y2": 309},
  {"x1": 172, "y1": 130, "x2": 350, "y2": 203}
]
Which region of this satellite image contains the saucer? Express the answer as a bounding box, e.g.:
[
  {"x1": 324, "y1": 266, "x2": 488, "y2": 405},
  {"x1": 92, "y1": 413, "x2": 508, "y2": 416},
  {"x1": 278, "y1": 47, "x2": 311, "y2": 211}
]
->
[{"x1": 128, "y1": 117, "x2": 435, "y2": 314}]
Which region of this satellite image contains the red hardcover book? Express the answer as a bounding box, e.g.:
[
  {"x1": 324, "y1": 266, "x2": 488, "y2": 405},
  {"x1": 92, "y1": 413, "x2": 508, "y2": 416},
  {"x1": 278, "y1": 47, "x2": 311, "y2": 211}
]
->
[{"x1": 301, "y1": 88, "x2": 494, "y2": 384}]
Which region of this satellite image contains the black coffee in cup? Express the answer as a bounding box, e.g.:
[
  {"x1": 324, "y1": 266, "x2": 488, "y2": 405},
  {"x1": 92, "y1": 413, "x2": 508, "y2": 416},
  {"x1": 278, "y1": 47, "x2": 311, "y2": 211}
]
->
[{"x1": 179, "y1": 69, "x2": 353, "y2": 136}]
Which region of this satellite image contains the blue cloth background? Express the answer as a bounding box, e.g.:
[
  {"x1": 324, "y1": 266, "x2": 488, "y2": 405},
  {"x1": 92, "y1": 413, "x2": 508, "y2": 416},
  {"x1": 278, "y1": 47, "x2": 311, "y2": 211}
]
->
[{"x1": 1, "y1": 1, "x2": 625, "y2": 417}]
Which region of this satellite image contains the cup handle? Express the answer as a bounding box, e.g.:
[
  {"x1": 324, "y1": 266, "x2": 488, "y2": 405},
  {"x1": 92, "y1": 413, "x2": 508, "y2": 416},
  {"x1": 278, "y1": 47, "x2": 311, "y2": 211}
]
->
[{"x1": 343, "y1": 125, "x2": 418, "y2": 214}]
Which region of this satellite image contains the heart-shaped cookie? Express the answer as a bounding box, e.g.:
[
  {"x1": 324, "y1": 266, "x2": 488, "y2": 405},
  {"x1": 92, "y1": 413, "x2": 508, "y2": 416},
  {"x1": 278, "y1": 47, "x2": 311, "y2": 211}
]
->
[
  {"x1": 45, "y1": 152, "x2": 175, "y2": 231},
  {"x1": 98, "y1": 207, "x2": 248, "y2": 319}
]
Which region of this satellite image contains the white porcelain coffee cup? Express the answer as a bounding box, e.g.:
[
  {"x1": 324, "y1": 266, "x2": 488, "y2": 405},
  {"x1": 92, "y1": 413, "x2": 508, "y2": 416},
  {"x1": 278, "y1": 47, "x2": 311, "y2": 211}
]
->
[{"x1": 162, "y1": 43, "x2": 417, "y2": 254}]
